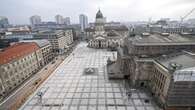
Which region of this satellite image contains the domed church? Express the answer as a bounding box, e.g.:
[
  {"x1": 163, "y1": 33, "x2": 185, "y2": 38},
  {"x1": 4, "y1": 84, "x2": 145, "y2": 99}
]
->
[{"x1": 86, "y1": 9, "x2": 129, "y2": 49}]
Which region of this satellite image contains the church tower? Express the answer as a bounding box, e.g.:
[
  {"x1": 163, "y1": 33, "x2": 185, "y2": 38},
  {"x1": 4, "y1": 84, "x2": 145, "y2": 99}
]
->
[{"x1": 95, "y1": 9, "x2": 105, "y2": 35}]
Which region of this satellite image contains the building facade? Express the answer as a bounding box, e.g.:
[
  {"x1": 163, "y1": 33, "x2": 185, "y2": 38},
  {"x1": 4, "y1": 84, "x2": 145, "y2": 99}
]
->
[
  {"x1": 0, "y1": 43, "x2": 41, "y2": 100},
  {"x1": 30, "y1": 15, "x2": 42, "y2": 26},
  {"x1": 149, "y1": 52, "x2": 195, "y2": 109},
  {"x1": 64, "y1": 17, "x2": 71, "y2": 25},
  {"x1": 0, "y1": 16, "x2": 9, "y2": 28},
  {"x1": 33, "y1": 30, "x2": 73, "y2": 54},
  {"x1": 112, "y1": 33, "x2": 195, "y2": 109},
  {"x1": 55, "y1": 15, "x2": 70, "y2": 25},
  {"x1": 79, "y1": 14, "x2": 88, "y2": 32},
  {"x1": 86, "y1": 10, "x2": 128, "y2": 49},
  {"x1": 20, "y1": 39, "x2": 54, "y2": 65},
  {"x1": 63, "y1": 29, "x2": 74, "y2": 45},
  {"x1": 5, "y1": 26, "x2": 33, "y2": 40},
  {"x1": 108, "y1": 33, "x2": 195, "y2": 109},
  {"x1": 149, "y1": 23, "x2": 195, "y2": 35},
  {"x1": 55, "y1": 15, "x2": 65, "y2": 24}
]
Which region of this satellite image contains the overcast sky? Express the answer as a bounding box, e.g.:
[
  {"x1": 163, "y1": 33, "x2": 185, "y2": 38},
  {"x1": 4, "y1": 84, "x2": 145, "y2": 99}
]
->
[{"x1": 0, "y1": 0, "x2": 195, "y2": 24}]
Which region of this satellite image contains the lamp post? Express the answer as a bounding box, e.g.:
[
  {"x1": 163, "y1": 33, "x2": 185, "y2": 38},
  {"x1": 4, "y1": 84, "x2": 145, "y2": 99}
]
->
[{"x1": 36, "y1": 91, "x2": 43, "y2": 104}]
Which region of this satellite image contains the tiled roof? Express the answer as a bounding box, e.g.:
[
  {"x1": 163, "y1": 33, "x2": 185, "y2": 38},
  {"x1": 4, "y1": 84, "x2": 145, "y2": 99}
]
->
[{"x1": 0, "y1": 42, "x2": 39, "y2": 64}]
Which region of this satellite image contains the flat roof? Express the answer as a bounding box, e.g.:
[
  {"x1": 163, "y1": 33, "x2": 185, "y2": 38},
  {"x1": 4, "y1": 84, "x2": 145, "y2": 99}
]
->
[
  {"x1": 128, "y1": 34, "x2": 195, "y2": 45},
  {"x1": 156, "y1": 53, "x2": 195, "y2": 81},
  {"x1": 157, "y1": 54, "x2": 195, "y2": 70},
  {"x1": 35, "y1": 30, "x2": 63, "y2": 35},
  {"x1": 20, "y1": 39, "x2": 50, "y2": 48}
]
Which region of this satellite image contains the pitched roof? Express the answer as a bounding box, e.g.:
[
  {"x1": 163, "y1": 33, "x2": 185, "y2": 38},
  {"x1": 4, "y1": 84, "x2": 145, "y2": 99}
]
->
[{"x1": 0, "y1": 42, "x2": 39, "y2": 64}]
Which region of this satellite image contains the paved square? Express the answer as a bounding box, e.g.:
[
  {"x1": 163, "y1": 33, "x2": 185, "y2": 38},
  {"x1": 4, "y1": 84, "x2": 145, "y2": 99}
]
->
[{"x1": 20, "y1": 42, "x2": 159, "y2": 110}]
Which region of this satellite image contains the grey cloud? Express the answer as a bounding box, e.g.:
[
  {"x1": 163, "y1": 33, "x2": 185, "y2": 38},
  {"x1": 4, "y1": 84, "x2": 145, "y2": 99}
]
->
[{"x1": 0, "y1": 0, "x2": 194, "y2": 24}]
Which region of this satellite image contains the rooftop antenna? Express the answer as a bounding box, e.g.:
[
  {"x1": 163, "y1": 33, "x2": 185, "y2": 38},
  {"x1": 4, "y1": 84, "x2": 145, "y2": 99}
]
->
[{"x1": 180, "y1": 8, "x2": 195, "y2": 24}]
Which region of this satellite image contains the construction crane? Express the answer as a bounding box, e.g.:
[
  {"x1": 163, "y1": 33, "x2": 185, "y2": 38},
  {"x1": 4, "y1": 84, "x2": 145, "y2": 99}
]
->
[
  {"x1": 179, "y1": 8, "x2": 195, "y2": 26},
  {"x1": 179, "y1": 8, "x2": 195, "y2": 33}
]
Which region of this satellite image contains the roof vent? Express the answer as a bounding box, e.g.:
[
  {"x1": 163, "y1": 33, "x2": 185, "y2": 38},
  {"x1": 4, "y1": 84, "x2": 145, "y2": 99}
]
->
[
  {"x1": 142, "y1": 33, "x2": 150, "y2": 36},
  {"x1": 161, "y1": 33, "x2": 169, "y2": 36},
  {"x1": 168, "y1": 62, "x2": 182, "y2": 72}
]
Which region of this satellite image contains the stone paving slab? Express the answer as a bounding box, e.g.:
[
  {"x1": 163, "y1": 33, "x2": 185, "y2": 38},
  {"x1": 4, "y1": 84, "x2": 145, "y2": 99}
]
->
[{"x1": 20, "y1": 42, "x2": 160, "y2": 110}]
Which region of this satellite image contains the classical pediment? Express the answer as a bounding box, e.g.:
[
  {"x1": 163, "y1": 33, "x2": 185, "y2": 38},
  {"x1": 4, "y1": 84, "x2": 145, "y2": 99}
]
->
[
  {"x1": 107, "y1": 30, "x2": 119, "y2": 37},
  {"x1": 95, "y1": 36, "x2": 105, "y2": 40}
]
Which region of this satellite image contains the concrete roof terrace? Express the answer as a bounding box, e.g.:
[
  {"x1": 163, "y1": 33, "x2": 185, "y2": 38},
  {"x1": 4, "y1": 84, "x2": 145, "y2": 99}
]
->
[{"x1": 128, "y1": 34, "x2": 195, "y2": 46}]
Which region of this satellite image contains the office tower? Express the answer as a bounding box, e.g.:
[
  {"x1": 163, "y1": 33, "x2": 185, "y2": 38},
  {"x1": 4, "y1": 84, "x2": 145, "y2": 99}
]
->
[
  {"x1": 55, "y1": 15, "x2": 64, "y2": 24},
  {"x1": 0, "y1": 16, "x2": 9, "y2": 28},
  {"x1": 64, "y1": 17, "x2": 71, "y2": 25},
  {"x1": 30, "y1": 15, "x2": 41, "y2": 25},
  {"x1": 79, "y1": 14, "x2": 88, "y2": 32}
]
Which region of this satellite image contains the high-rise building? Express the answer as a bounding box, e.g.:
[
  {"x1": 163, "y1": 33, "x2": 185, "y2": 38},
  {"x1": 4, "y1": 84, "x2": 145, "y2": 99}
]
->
[
  {"x1": 30, "y1": 15, "x2": 41, "y2": 25},
  {"x1": 64, "y1": 17, "x2": 71, "y2": 25},
  {"x1": 33, "y1": 30, "x2": 73, "y2": 54},
  {"x1": 55, "y1": 15, "x2": 64, "y2": 24},
  {"x1": 63, "y1": 28, "x2": 74, "y2": 45},
  {"x1": 0, "y1": 16, "x2": 9, "y2": 28},
  {"x1": 79, "y1": 14, "x2": 88, "y2": 32}
]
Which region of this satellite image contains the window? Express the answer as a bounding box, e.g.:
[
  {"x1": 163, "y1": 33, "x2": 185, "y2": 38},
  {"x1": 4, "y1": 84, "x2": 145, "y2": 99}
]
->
[
  {"x1": 0, "y1": 83, "x2": 3, "y2": 91},
  {"x1": 3, "y1": 72, "x2": 9, "y2": 79},
  {"x1": 3, "y1": 66, "x2": 7, "y2": 71},
  {"x1": 7, "y1": 65, "x2": 11, "y2": 69},
  {"x1": 9, "y1": 71, "x2": 14, "y2": 76},
  {"x1": 15, "y1": 69, "x2": 18, "y2": 73}
]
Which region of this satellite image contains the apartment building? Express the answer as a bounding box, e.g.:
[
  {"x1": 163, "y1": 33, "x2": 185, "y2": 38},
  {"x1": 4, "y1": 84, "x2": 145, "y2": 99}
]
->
[
  {"x1": 63, "y1": 29, "x2": 74, "y2": 45},
  {"x1": 33, "y1": 30, "x2": 73, "y2": 54},
  {"x1": 20, "y1": 39, "x2": 53, "y2": 65},
  {"x1": 0, "y1": 43, "x2": 40, "y2": 99},
  {"x1": 33, "y1": 30, "x2": 66, "y2": 54}
]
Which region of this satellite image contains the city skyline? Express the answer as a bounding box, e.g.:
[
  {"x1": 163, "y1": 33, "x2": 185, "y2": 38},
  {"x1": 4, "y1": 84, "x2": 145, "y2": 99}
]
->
[
  {"x1": 0, "y1": 0, "x2": 195, "y2": 24},
  {"x1": 1, "y1": 3, "x2": 195, "y2": 110}
]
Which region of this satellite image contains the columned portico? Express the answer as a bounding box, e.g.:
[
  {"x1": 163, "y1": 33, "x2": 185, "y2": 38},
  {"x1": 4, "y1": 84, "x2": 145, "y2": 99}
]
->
[
  {"x1": 88, "y1": 36, "x2": 107, "y2": 48},
  {"x1": 87, "y1": 9, "x2": 127, "y2": 49}
]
